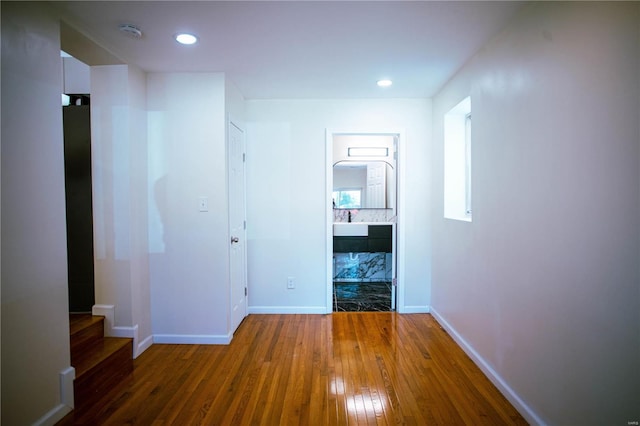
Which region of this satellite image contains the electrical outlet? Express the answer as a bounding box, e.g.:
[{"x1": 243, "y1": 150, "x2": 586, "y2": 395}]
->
[{"x1": 287, "y1": 277, "x2": 295, "y2": 289}]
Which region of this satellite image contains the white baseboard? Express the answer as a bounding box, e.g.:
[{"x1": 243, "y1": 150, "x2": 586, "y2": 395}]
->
[
  {"x1": 59, "y1": 366, "x2": 75, "y2": 408},
  {"x1": 33, "y1": 367, "x2": 75, "y2": 426},
  {"x1": 248, "y1": 306, "x2": 328, "y2": 314},
  {"x1": 137, "y1": 334, "x2": 154, "y2": 356},
  {"x1": 153, "y1": 333, "x2": 232, "y2": 345},
  {"x1": 92, "y1": 304, "x2": 151, "y2": 358},
  {"x1": 430, "y1": 307, "x2": 544, "y2": 426},
  {"x1": 112, "y1": 324, "x2": 139, "y2": 358},
  {"x1": 399, "y1": 305, "x2": 430, "y2": 314},
  {"x1": 92, "y1": 304, "x2": 115, "y2": 332},
  {"x1": 33, "y1": 404, "x2": 72, "y2": 426}
]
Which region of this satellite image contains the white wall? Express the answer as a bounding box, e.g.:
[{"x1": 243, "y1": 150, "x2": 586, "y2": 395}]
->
[
  {"x1": 431, "y1": 3, "x2": 640, "y2": 425},
  {"x1": 245, "y1": 99, "x2": 431, "y2": 313},
  {"x1": 63, "y1": 56, "x2": 90, "y2": 94},
  {"x1": 225, "y1": 76, "x2": 246, "y2": 127},
  {"x1": 147, "y1": 73, "x2": 231, "y2": 342},
  {"x1": 91, "y1": 64, "x2": 151, "y2": 356},
  {"x1": 91, "y1": 65, "x2": 132, "y2": 325},
  {"x1": 127, "y1": 65, "x2": 152, "y2": 354},
  {"x1": 1, "y1": 2, "x2": 73, "y2": 424}
]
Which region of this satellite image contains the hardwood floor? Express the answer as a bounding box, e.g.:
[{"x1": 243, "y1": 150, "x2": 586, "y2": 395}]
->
[{"x1": 58, "y1": 313, "x2": 527, "y2": 425}]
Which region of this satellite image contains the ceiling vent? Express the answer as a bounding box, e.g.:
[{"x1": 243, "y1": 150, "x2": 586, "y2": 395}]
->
[{"x1": 118, "y1": 24, "x2": 143, "y2": 39}]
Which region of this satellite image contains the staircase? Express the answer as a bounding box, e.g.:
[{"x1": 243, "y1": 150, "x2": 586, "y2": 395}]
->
[{"x1": 69, "y1": 314, "x2": 133, "y2": 410}]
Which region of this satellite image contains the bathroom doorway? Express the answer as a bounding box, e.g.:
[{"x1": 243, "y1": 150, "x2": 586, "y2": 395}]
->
[{"x1": 326, "y1": 131, "x2": 400, "y2": 312}]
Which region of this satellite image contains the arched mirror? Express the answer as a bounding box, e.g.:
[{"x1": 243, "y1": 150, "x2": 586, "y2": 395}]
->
[{"x1": 331, "y1": 133, "x2": 396, "y2": 214}]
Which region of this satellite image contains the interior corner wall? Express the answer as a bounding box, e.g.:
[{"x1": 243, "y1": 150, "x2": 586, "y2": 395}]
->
[
  {"x1": 147, "y1": 73, "x2": 230, "y2": 341},
  {"x1": 91, "y1": 65, "x2": 130, "y2": 325},
  {"x1": 127, "y1": 65, "x2": 152, "y2": 352},
  {"x1": 91, "y1": 62, "x2": 151, "y2": 354},
  {"x1": 1, "y1": 2, "x2": 72, "y2": 424},
  {"x1": 431, "y1": 3, "x2": 640, "y2": 425},
  {"x1": 244, "y1": 99, "x2": 431, "y2": 313}
]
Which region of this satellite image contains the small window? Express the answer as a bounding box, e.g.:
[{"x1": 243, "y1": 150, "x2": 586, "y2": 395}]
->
[
  {"x1": 444, "y1": 96, "x2": 472, "y2": 222},
  {"x1": 465, "y1": 113, "x2": 472, "y2": 216},
  {"x1": 333, "y1": 189, "x2": 362, "y2": 209}
]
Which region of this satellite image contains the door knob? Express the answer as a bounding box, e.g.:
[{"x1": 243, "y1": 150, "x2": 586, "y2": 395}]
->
[{"x1": 231, "y1": 236, "x2": 239, "y2": 244}]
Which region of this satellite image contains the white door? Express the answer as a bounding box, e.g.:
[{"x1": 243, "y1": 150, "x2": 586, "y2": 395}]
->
[{"x1": 229, "y1": 121, "x2": 247, "y2": 333}]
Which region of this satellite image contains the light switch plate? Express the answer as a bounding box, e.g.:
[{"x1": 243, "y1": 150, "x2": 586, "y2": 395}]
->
[{"x1": 198, "y1": 196, "x2": 209, "y2": 212}]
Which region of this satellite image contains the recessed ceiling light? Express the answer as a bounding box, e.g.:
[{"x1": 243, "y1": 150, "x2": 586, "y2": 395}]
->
[
  {"x1": 377, "y1": 79, "x2": 393, "y2": 87},
  {"x1": 175, "y1": 33, "x2": 198, "y2": 45}
]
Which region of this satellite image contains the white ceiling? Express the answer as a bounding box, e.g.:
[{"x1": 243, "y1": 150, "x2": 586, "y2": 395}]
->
[{"x1": 53, "y1": 1, "x2": 524, "y2": 99}]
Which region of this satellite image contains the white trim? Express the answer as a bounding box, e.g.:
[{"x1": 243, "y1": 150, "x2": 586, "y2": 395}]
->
[
  {"x1": 33, "y1": 404, "x2": 72, "y2": 426},
  {"x1": 137, "y1": 334, "x2": 154, "y2": 357},
  {"x1": 395, "y1": 130, "x2": 406, "y2": 312},
  {"x1": 92, "y1": 304, "x2": 150, "y2": 358},
  {"x1": 401, "y1": 305, "x2": 431, "y2": 314},
  {"x1": 325, "y1": 129, "x2": 334, "y2": 313},
  {"x1": 32, "y1": 367, "x2": 75, "y2": 425},
  {"x1": 111, "y1": 325, "x2": 136, "y2": 339},
  {"x1": 60, "y1": 366, "x2": 75, "y2": 408},
  {"x1": 92, "y1": 304, "x2": 115, "y2": 332},
  {"x1": 430, "y1": 308, "x2": 545, "y2": 426},
  {"x1": 153, "y1": 333, "x2": 232, "y2": 345},
  {"x1": 112, "y1": 325, "x2": 138, "y2": 358},
  {"x1": 326, "y1": 128, "x2": 405, "y2": 313},
  {"x1": 249, "y1": 306, "x2": 327, "y2": 315}
]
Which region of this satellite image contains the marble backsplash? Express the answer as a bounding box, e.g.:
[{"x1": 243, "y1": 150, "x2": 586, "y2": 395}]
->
[
  {"x1": 333, "y1": 208, "x2": 395, "y2": 223},
  {"x1": 333, "y1": 252, "x2": 393, "y2": 281}
]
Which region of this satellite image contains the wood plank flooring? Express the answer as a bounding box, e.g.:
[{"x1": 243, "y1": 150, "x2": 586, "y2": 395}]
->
[{"x1": 58, "y1": 313, "x2": 527, "y2": 425}]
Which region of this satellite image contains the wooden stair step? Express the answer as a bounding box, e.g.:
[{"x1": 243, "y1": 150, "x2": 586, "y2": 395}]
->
[
  {"x1": 73, "y1": 336, "x2": 133, "y2": 379},
  {"x1": 73, "y1": 336, "x2": 133, "y2": 410},
  {"x1": 69, "y1": 314, "x2": 105, "y2": 360},
  {"x1": 70, "y1": 314, "x2": 104, "y2": 336}
]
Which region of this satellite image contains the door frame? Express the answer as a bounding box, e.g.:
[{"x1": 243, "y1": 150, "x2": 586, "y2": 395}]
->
[{"x1": 325, "y1": 129, "x2": 406, "y2": 313}]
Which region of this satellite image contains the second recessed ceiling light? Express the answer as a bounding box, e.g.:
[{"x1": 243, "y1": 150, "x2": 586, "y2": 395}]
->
[{"x1": 175, "y1": 33, "x2": 198, "y2": 45}]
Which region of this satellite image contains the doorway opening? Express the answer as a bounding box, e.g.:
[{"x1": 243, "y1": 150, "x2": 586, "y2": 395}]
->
[
  {"x1": 326, "y1": 131, "x2": 400, "y2": 312},
  {"x1": 63, "y1": 92, "x2": 95, "y2": 313}
]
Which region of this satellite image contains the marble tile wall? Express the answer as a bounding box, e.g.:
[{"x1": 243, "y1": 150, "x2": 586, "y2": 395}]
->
[
  {"x1": 333, "y1": 252, "x2": 393, "y2": 281},
  {"x1": 333, "y1": 208, "x2": 395, "y2": 223}
]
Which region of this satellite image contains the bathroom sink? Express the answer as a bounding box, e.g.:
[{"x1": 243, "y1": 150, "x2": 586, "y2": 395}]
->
[{"x1": 333, "y1": 223, "x2": 368, "y2": 237}]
